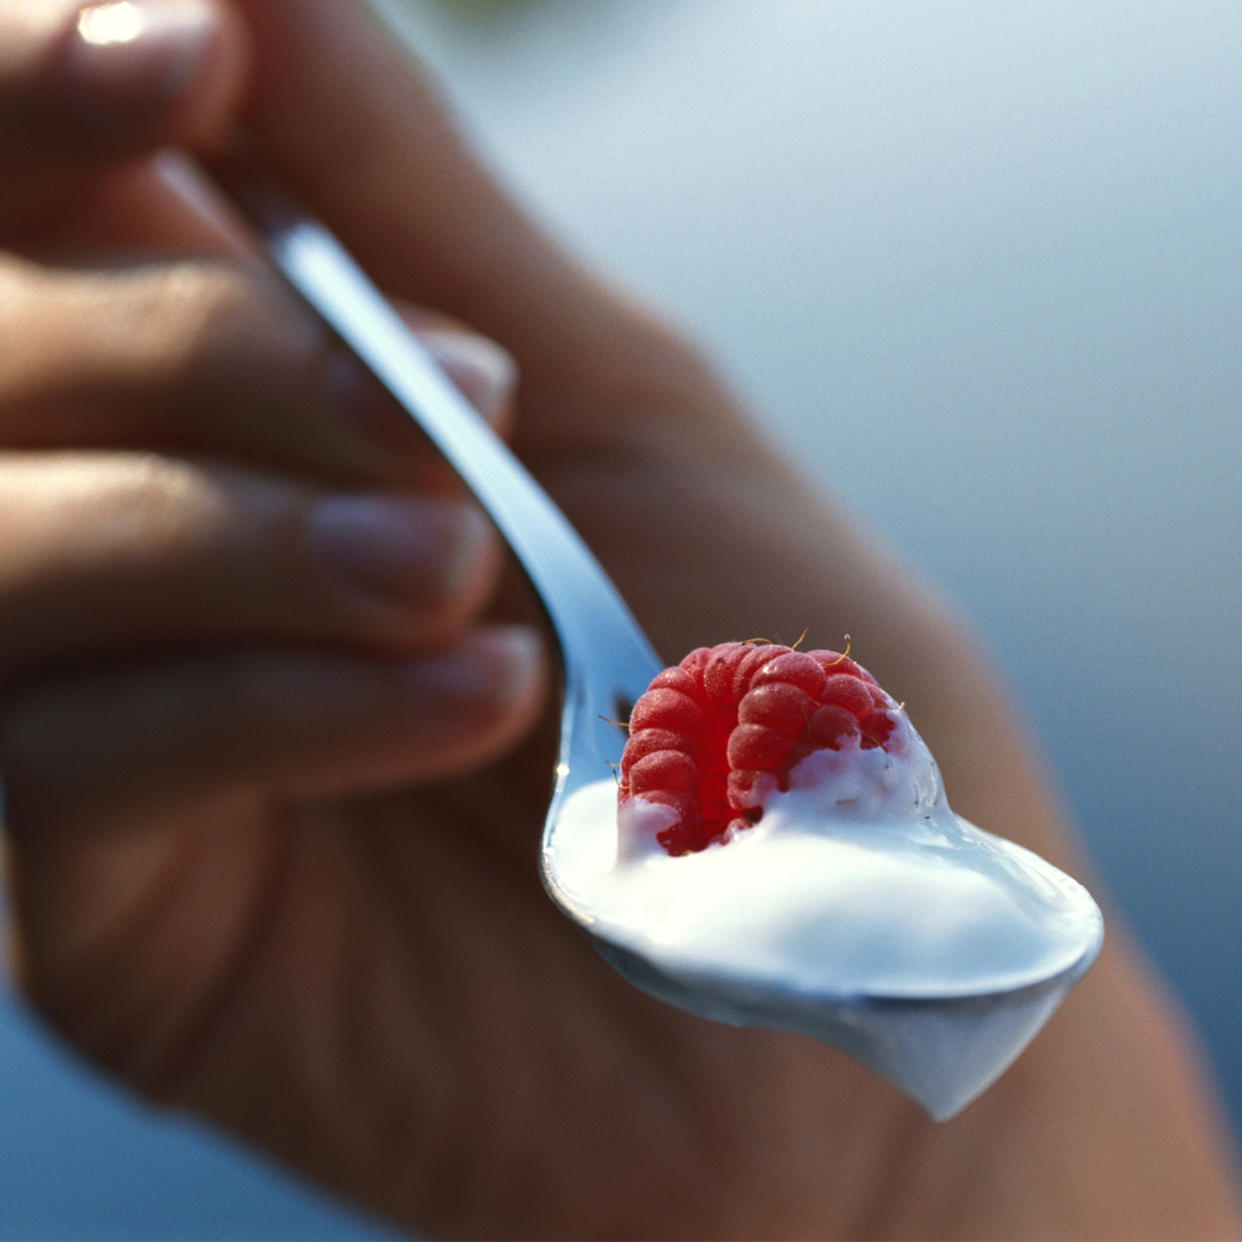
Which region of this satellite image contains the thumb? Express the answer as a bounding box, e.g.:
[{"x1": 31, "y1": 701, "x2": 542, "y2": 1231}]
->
[
  {"x1": 233, "y1": 0, "x2": 668, "y2": 388},
  {"x1": 0, "y1": 0, "x2": 247, "y2": 229}
]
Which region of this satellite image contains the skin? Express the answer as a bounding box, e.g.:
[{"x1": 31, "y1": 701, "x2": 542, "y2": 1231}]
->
[{"x1": 1, "y1": 1, "x2": 1240, "y2": 1237}]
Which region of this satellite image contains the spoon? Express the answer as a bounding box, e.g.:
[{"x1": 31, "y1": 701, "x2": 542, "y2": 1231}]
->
[
  {"x1": 210, "y1": 153, "x2": 1103, "y2": 1119},
  {"x1": 206, "y1": 148, "x2": 661, "y2": 788}
]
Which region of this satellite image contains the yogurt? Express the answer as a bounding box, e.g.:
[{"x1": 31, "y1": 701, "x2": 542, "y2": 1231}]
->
[{"x1": 544, "y1": 713, "x2": 1103, "y2": 1119}]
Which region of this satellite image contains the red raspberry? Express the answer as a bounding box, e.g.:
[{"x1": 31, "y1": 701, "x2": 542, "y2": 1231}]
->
[{"x1": 618, "y1": 641, "x2": 902, "y2": 855}]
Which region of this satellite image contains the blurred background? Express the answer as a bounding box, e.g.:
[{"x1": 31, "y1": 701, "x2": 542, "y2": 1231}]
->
[{"x1": 1, "y1": 1, "x2": 1238, "y2": 1235}]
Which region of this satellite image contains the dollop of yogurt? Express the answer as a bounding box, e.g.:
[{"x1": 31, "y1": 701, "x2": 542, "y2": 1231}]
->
[{"x1": 544, "y1": 714, "x2": 1103, "y2": 1119}]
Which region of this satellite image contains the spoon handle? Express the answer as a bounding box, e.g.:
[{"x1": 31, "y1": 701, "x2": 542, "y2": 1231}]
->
[{"x1": 206, "y1": 149, "x2": 656, "y2": 677}]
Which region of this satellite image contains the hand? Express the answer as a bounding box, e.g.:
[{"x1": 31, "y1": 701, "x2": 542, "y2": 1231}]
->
[{"x1": 1, "y1": 3, "x2": 1238, "y2": 1238}]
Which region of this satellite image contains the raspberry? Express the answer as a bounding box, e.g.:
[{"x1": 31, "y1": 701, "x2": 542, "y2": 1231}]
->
[{"x1": 618, "y1": 641, "x2": 902, "y2": 855}]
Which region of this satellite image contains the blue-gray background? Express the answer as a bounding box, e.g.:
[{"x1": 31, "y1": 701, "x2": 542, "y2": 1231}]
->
[{"x1": 2, "y1": 2, "x2": 1238, "y2": 1235}]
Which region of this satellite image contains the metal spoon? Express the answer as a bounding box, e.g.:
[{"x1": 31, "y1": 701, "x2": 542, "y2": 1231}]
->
[{"x1": 210, "y1": 154, "x2": 1103, "y2": 1118}]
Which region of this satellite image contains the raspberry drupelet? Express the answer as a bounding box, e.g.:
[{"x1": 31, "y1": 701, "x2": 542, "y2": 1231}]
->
[{"x1": 619, "y1": 641, "x2": 902, "y2": 855}]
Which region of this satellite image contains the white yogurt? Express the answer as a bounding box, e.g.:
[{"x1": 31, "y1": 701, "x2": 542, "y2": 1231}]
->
[{"x1": 544, "y1": 714, "x2": 1103, "y2": 1119}]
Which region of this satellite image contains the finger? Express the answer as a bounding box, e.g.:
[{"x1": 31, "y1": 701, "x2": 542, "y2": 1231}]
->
[
  {"x1": 0, "y1": 626, "x2": 546, "y2": 842},
  {"x1": 0, "y1": 0, "x2": 246, "y2": 233},
  {"x1": 0, "y1": 452, "x2": 502, "y2": 678},
  {"x1": 0, "y1": 255, "x2": 517, "y2": 484},
  {"x1": 16, "y1": 151, "x2": 259, "y2": 262}
]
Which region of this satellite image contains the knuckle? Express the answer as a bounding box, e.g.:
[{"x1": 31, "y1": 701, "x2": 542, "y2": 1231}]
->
[
  {"x1": 49, "y1": 455, "x2": 303, "y2": 609},
  {"x1": 0, "y1": 452, "x2": 298, "y2": 598},
  {"x1": 0, "y1": 261, "x2": 306, "y2": 423},
  {"x1": 89, "y1": 452, "x2": 239, "y2": 563},
  {"x1": 123, "y1": 262, "x2": 257, "y2": 379},
  {"x1": 101, "y1": 262, "x2": 317, "y2": 404},
  {"x1": 172, "y1": 264, "x2": 318, "y2": 387},
  {"x1": 95, "y1": 456, "x2": 321, "y2": 594}
]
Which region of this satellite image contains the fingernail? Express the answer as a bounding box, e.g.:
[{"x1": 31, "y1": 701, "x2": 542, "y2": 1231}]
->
[
  {"x1": 421, "y1": 329, "x2": 518, "y2": 423},
  {"x1": 62, "y1": 1, "x2": 216, "y2": 123},
  {"x1": 406, "y1": 626, "x2": 544, "y2": 706},
  {"x1": 308, "y1": 495, "x2": 491, "y2": 609}
]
